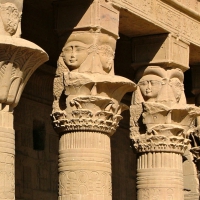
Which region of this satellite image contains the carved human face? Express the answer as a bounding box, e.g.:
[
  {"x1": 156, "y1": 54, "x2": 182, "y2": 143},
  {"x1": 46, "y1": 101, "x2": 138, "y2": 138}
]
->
[
  {"x1": 138, "y1": 75, "x2": 162, "y2": 101},
  {"x1": 169, "y1": 78, "x2": 183, "y2": 103},
  {"x1": 98, "y1": 45, "x2": 114, "y2": 73},
  {"x1": 0, "y1": 3, "x2": 21, "y2": 36},
  {"x1": 63, "y1": 41, "x2": 89, "y2": 70}
]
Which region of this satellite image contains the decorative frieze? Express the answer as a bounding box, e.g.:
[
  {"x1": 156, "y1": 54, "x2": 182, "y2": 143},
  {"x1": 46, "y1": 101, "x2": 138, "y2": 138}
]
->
[{"x1": 112, "y1": 0, "x2": 200, "y2": 46}]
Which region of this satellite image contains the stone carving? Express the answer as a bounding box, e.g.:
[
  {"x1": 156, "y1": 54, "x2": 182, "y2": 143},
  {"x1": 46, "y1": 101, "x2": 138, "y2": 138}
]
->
[
  {"x1": 52, "y1": 32, "x2": 136, "y2": 136},
  {"x1": 133, "y1": 66, "x2": 185, "y2": 104},
  {"x1": 0, "y1": 38, "x2": 48, "y2": 108},
  {"x1": 0, "y1": 2, "x2": 48, "y2": 199},
  {"x1": 130, "y1": 65, "x2": 200, "y2": 200},
  {"x1": 0, "y1": 153, "x2": 15, "y2": 199},
  {"x1": 137, "y1": 74, "x2": 164, "y2": 102},
  {"x1": 131, "y1": 66, "x2": 200, "y2": 152},
  {"x1": 0, "y1": 2, "x2": 21, "y2": 36},
  {"x1": 51, "y1": 31, "x2": 136, "y2": 200},
  {"x1": 112, "y1": 0, "x2": 200, "y2": 45},
  {"x1": 51, "y1": 1, "x2": 136, "y2": 198},
  {"x1": 58, "y1": 32, "x2": 115, "y2": 74}
]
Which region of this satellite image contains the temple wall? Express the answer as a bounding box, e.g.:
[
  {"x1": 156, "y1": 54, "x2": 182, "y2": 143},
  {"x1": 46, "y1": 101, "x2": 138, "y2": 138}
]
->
[{"x1": 14, "y1": 65, "x2": 59, "y2": 200}]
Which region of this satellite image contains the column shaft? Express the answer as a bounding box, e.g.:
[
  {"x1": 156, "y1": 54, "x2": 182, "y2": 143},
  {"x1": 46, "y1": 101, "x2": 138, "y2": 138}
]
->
[
  {"x1": 137, "y1": 152, "x2": 183, "y2": 200},
  {"x1": 0, "y1": 110, "x2": 15, "y2": 199},
  {"x1": 58, "y1": 132, "x2": 111, "y2": 200}
]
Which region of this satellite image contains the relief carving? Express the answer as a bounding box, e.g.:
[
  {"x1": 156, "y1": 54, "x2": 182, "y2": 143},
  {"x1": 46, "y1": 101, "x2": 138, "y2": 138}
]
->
[
  {"x1": 0, "y1": 40, "x2": 48, "y2": 109},
  {"x1": 51, "y1": 29, "x2": 136, "y2": 200},
  {"x1": 131, "y1": 66, "x2": 200, "y2": 153},
  {"x1": 0, "y1": 2, "x2": 48, "y2": 200},
  {"x1": 52, "y1": 32, "x2": 136, "y2": 136},
  {"x1": 0, "y1": 2, "x2": 21, "y2": 36},
  {"x1": 59, "y1": 170, "x2": 111, "y2": 199},
  {"x1": 131, "y1": 65, "x2": 200, "y2": 200},
  {"x1": 58, "y1": 32, "x2": 115, "y2": 75}
]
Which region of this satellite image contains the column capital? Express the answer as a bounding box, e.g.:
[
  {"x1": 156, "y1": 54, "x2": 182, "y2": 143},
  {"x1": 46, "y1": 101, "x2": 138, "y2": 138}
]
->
[
  {"x1": 0, "y1": 1, "x2": 48, "y2": 109},
  {"x1": 51, "y1": 3, "x2": 136, "y2": 136},
  {"x1": 130, "y1": 65, "x2": 200, "y2": 154}
]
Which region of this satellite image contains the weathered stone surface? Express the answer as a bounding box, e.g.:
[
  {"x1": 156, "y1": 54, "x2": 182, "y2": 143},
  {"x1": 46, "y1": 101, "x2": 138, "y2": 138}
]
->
[
  {"x1": 51, "y1": 1, "x2": 136, "y2": 199},
  {"x1": 130, "y1": 64, "x2": 200, "y2": 199},
  {"x1": 1, "y1": 0, "x2": 200, "y2": 199},
  {"x1": 132, "y1": 34, "x2": 190, "y2": 72},
  {"x1": 0, "y1": 1, "x2": 48, "y2": 199},
  {"x1": 112, "y1": 0, "x2": 200, "y2": 47}
]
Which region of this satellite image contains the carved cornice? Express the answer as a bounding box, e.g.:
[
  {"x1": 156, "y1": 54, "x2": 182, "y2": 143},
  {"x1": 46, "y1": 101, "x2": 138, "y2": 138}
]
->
[{"x1": 112, "y1": 0, "x2": 200, "y2": 46}]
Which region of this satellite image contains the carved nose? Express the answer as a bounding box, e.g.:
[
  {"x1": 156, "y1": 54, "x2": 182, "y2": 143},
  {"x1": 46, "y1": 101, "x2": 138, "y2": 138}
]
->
[
  {"x1": 71, "y1": 48, "x2": 76, "y2": 57},
  {"x1": 147, "y1": 82, "x2": 151, "y2": 89}
]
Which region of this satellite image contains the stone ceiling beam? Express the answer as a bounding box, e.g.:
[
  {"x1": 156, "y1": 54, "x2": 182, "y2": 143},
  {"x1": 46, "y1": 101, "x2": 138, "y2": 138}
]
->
[{"x1": 112, "y1": 0, "x2": 200, "y2": 48}]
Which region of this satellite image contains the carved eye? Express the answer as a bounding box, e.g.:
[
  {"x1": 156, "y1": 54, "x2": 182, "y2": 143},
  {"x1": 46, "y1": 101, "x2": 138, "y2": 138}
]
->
[
  {"x1": 12, "y1": 10, "x2": 19, "y2": 18},
  {"x1": 150, "y1": 80, "x2": 159, "y2": 86},
  {"x1": 75, "y1": 46, "x2": 86, "y2": 52},
  {"x1": 138, "y1": 81, "x2": 148, "y2": 86},
  {"x1": 63, "y1": 47, "x2": 72, "y2": 52}
]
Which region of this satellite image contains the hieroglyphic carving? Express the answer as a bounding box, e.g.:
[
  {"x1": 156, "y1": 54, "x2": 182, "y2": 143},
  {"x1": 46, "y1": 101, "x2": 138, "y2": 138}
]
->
[
  {"x1": 0, "y1": 148, "x2": 15, "y2": 199},
  {"x1": 156, "y1": 3, "x2": 181, "y2": 31},
  {"x1": 58, "y1": 131, "x2": 112, "y2": 199},
  {"x1": 137, "y1": 187, "x2": 183, "y2": 200},
  {"x1": 112, "y1": 0, "x2": 200, "y2": 45},
  {"x1": 121, "y1": 0, "x2": 154, "y2": 15}
]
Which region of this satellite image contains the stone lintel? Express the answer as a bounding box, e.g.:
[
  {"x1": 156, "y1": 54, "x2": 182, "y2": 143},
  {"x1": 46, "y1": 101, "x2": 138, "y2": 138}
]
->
[
  {"x1": 132, "y1": 34, "x2": 189, "y2": 72},
  {"x1": 53, "y1": 0, "x2": 119, "y2": 39},
  {"x1": 112, "y1": 0, "x2": 200, "y2": 48}
]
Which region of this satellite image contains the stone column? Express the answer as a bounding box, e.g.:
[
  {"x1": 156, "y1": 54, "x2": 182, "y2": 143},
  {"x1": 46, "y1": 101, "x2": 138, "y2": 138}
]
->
[
  {"x1": 0, "y1": 1, "x2": 48, "y2": 199},
  {"x1": 51, "y1": 1, "x2": 136, "y2": 199},
  {"x1": 130, "y1": 34, "x2": 200, "y2": 200}
]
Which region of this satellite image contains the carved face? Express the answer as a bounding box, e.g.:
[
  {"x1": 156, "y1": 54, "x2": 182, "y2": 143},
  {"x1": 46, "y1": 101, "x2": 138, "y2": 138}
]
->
[
  {"x1": 138, "y1": 75, "x2": 162, "y2": 101},
  {"x1": 0, "y1": 3, "x2": 21, "y2": 36},
  {"x1": 98, "y1": 45, "x2": 114, "y2": 73},
  {"x1": 169, "y1": 78, "x2": 183, "y2": 102},
  {"x1": 63, "y1": 41, "x2": 89, "y2": 70}
]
